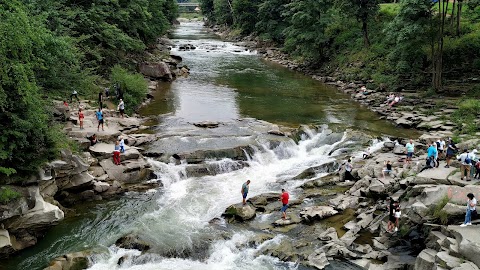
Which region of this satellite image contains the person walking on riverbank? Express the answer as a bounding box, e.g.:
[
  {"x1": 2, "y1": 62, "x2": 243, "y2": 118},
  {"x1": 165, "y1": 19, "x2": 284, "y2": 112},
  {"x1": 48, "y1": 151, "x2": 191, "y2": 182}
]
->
[
  {"x1": 241, "y1": 180, "x2": 250, "y2": 205},
  {"x1": 458, "y1": 149, "x2": 472, "y2": 181},
  {"x1": 78, "y1": 108, "x2": 84, "y2": 130},
  {"x1": 113, "y1": 141, "x2": 121, "y2": 165},
  {"x1": 96, "y1": 108, "x2": 104, "y2": 132},
  {"x1": 405, "y1": 139, "x2": 415, "y2": 164},
  {"x1": 70, "y1": 89, "x2": 79, "y2": 103},
  {"x1": 460, "y1": 193, "x2": 477, "y2": 227},
  {"x1": 118, "y1": 99, "x2": 125, "y2": 118},
  {"x1": 280, "y1": 189, "x2": 289, "y2": 220}
]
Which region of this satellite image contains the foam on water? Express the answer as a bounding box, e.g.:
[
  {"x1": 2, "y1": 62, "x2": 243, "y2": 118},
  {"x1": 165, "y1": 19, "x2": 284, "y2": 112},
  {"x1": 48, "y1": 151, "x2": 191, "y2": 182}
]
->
[{"x1": 86, "y1": 127, "x2": 345, "y2": 270}]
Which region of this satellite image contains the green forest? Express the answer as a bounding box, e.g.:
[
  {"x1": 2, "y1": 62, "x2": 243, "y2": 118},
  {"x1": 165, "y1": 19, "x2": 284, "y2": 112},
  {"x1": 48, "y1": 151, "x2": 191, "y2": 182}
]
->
[
  {"x1": 200, "y1": 0, "x2": 480, "y2": 92},
  {"x1": 0, "y1": 0, "x2": 178, "y2": 178}
]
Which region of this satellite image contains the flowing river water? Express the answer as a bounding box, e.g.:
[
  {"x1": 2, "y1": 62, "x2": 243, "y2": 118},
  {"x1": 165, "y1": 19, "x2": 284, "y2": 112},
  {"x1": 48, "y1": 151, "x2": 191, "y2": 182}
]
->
[{"x1": 1, "y1": 22, "x2": 418, "y2": 270}]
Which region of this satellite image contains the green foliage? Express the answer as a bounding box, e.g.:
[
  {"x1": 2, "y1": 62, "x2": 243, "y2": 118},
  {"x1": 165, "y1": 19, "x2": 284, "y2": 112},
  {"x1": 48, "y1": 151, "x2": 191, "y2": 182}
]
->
[
  {"x1": 232, "y1": 0, "x2": 260, "y2": 35},
  {"x1": 199, "y1": 0, "x2": 215, "y2": 22},
  {"x1": 0, "y1": 186, "x2": 21, "y2": 204},
  {"x1": 283, "y1": 0, "x2": 333, "y2": 63},
  {"x1": 428, "y1": 196, "x2": 450, "y2": 225},
  {"x1": 213, "y1": 0, "x2": 233, "y2": 25},
  {"x1": 255, "y1": 0, "x2": 289, "y2": 43},
  {"x1": 466, "y1": 0, "x2": 480, "y2": 22},
  {"x1": 335, "y1": 0, "x2": 380, "y2": 46},
  {"x1": 0, "y1": 0, "x2": 58, "y2": 175},
  {"x1": 110, "y1": 66, "x2": 148, "y2": 115},
  {"x1": 451, "y1": 99, "x2": 480, "y2": 134}
]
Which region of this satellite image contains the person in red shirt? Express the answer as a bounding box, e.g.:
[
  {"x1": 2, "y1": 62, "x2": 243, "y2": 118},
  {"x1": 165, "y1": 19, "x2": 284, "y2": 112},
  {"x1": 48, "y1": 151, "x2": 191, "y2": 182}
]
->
[
  {"x1": 78, "y1": 108, "x2": 84, "y2": 130},
  {"x1": 280, "y1": 189, "x2": 289, "y2": 220}
]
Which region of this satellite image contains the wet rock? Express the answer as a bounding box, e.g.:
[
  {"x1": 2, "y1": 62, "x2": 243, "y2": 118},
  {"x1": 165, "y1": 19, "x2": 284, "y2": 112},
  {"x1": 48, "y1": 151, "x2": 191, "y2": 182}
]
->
[
  {"x1": 435, "y1": 251, "x2": 462, "y2": 269},
  {"x1": 0, "y1": 229, "x2": 14, "y2": 256},
  {"x1": 273, "y1": 215, "x2": 301, "y2": 226},
  {"x1": 300, "y1": 206, "x2": 338, "y2": 222},
  {"x1": 193, "y1": 121, "x2": 220, "y2": 128},
  {"x1": 307, "y1": 251, "x2": 329, "y2": 269},
  {"x1": 56, "y1": 172, "x2": 94, "y2": 191},
  {"x1": 318, "y1": 227, "x2": 339, "y2": 242},
  {"x1": 115, "y1": 234, "x2": 151, "y2": 251},
  {"x1": 292, "y1": 161, "x2": 338, "y2": 180},
  {"x1": 222, "y1": 204, "x2": 256, "y2": 221},
  {"x1": 267, "y1": 130, "x2": 286, "y2": 136},
  {"x1": 93, "y1": 182, "x2": 110, "y2": 193},
  {"x1": 100, "y1": 159, "x2": 151, "y2": 184},
  {"x1": 139, "y1": 62, "x2": 172, "y2": 81},
  {"x1": 44, "y1": 251, "x2": 90, "y2": 270}
]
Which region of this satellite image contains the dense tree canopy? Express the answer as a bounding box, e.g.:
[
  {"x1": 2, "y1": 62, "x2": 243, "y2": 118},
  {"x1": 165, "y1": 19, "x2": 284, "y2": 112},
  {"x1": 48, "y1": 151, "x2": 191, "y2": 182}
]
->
[
  {"x1": 199, "y1": 0, "x2": 480, "y2": 91},
  {"x1": 0, "y1": 0, "x2": 178, "y2": 177}
]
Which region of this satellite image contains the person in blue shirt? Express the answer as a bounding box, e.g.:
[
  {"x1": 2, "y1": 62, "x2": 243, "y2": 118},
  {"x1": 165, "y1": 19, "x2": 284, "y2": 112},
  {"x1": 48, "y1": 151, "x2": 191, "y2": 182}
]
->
[
  {"x1": 427, "y1": 142, "x2": 438, "y2": 168},
  {"x1": 241, "y1": 180, "x2": 250, "y2": 205},
  {"x1": 96, "y1": 108, "x2": 104, "y2": 132}
]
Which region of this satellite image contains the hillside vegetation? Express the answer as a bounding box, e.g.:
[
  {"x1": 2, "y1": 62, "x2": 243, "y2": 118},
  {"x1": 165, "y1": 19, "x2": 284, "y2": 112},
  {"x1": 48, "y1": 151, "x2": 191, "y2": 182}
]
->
[
  {"x1": 0, "y1": 0, "x2": 178, "y2": 178},
  {"x1": 200, "y1": 0, "x2": 480, "y2": 93}
]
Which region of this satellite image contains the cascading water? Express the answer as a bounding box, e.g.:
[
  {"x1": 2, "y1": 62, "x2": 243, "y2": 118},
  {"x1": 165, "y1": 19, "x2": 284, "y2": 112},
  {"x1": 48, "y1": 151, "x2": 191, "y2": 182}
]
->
[{"x1": 84, "y1": 128, "x2": 351, "y2": 270}]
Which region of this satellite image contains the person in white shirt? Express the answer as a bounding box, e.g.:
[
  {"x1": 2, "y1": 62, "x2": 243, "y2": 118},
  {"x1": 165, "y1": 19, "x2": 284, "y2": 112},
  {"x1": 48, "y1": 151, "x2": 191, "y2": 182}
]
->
[
  {"x1": 117, "y1": 99, "x2": 125, "y2": 118},
  {"x1": 119, "y1": 137, "x2": 125, "y2": 153},
  {"x1": 460, "y1": 193, "x2": 477, "y2": 226},
  {"x1": 437, "y1": 139, "x2": 446, "y2": 159},
  {"x1": 394, "y1": 206, "x2": 401, "y2": 232}
]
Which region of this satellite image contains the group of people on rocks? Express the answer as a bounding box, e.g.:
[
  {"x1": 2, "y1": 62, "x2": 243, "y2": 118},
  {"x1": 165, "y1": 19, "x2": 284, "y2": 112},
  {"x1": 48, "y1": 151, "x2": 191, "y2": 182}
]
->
[
  {"x1": 385, "y1": 93, "x2": 403, "y2": 107},
  {"x1": 241, "y1": 180, "x2": 290, "y2": 220}
]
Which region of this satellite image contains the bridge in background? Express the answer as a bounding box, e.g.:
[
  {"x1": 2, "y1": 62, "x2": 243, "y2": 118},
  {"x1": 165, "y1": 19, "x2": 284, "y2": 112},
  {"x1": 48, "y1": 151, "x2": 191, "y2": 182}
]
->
[{"x1": 177, "y1": 2, "x2": 200, "y2": 13}]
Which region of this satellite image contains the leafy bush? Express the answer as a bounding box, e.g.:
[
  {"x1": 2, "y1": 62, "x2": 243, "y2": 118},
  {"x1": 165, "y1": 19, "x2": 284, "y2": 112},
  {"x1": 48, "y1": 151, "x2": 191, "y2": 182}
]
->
[
  {"x1": 0, "y1": 186, "x2": 21, "y2": 204},
  {"x1": 110, "y1": 66, "x2": 148, "y2": 115},
  {"x1": 428, "y1": 196, "x2": 450, "y2": 225}
]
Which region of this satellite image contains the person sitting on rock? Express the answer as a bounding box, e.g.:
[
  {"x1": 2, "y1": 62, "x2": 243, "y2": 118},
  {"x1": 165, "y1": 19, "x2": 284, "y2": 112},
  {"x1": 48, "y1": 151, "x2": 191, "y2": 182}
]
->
[
  {"x1": 382, "y1": 160, "x2": 393, "y2": 179},
  {"x1": 386, "y1": 93, "x2": 395, "y2": 104},
  {"x1": 460, "y1": 193, "x2": 477, "y2": 227},
  {"x1": 389, "y1": 95, "x2": 400, "y2": 107},
  {"x1": 88, "y1": 134, "x2": 97, "y2": 146},
  {"x1": 363, "y1": 148, "x2": 371, "y2": 159}
]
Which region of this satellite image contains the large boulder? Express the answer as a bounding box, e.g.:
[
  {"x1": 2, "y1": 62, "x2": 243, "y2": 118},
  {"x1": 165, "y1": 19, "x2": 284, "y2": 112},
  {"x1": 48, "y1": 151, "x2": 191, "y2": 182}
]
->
[
  {"x1": 99, "y1": 159, "x2": 151, "y2": 184},
  {"x1": 139, "y1": 62, "x2": 172, "y2": 81},
  {"x1": 44, "y1": 251, "x2": 90, "y2": 270},
  {"x1": 56, "y1": 172, "x2": 94, "y2": 191},
  {"x1": 299, "y1": 206, "x2": 338, "y2": 222},
  {"x1": 222, "y1": 204, "x2": 256, "y2": 221},
  {"x1": 5, "y1": 187, "x2": 64, "y2": 232},
  {"x1": 307, "y1": 250, "x2": 329, "y2": 269},
  {"x1": 449, "y1": 225, "x2": 480, "y2": 268},
  {"x1": 0, "y1": 229, "x2": 14, "y2": 256}
]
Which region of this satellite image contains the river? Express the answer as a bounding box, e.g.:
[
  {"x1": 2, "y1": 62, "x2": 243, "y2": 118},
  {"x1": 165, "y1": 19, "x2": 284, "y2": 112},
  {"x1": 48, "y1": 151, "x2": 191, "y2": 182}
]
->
[{"x1": 1, "y1": 22, "x2": 417, "y2": 270}]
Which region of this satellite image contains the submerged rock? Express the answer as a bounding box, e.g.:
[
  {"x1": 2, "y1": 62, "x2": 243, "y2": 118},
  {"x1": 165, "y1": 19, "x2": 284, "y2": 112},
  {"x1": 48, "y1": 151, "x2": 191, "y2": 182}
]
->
[
  {"x1": 44, "y1": 251, "x2": 91, "y2": 270},
  {"x1": 115, "y1": 234, "x2": 151, "y2": 251}
]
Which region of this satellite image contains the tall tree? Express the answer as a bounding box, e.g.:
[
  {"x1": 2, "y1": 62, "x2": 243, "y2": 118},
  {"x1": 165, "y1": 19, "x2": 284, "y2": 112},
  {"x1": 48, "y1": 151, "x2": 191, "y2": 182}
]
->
[
  {"x1": 0, "y1": 0, "x2": 58, "y2": 176},
  {"x1": 335, "y1": 0, "x2": 380, "y2": 47},
  {"x1": 255, "y1": 0, "x2": 290, "y2": 43},
  {"x1": 283, "y1": 0, "x2": 333, "y2": 62}
]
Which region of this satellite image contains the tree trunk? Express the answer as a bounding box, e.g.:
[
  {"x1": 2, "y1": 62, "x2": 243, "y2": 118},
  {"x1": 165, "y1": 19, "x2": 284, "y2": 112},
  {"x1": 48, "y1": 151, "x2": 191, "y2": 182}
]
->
[
  {"x1": 451, "y1": 0, "x2": 456, "y2": 25},
  {"x1": 433, "y1": 0, "x2": 449, "y2": 91},
  {"x1": 362, "y1": 19, "x2": 370, "y2": 47},
  {"x1": 456, "y1": 0, "x2": 463, "y2": 36}
]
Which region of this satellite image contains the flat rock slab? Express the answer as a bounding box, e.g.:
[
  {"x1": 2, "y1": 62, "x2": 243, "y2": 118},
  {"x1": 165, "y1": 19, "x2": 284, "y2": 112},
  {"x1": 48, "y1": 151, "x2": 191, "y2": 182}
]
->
[
  {"x1": 448, "y1": 225, "x2": 480, "y2": 268},
  {"x1": 300, "y1": 206, "x2": 338, "y2": 222},
  {"x1": 417, "y1": 166, "x2": 456, "y2": 181}
]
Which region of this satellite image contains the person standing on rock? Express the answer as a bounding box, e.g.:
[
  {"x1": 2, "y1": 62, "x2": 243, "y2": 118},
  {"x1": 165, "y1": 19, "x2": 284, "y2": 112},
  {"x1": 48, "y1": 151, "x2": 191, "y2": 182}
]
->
[
  {"x1": 117, "y1": 99, "x2": 125, "y2": 118},
  {"x1": 113, "y1": 141, "x2": 121, "y2": 165},
  {"x1": 394, "y1": 205, "x2": 401, "y2": 232},
  {"x1": 344, "y1": 158, "x2": 354, "y2": 181},
  {"x1": 458, "y1": 149, "x2": 472, "y2": 181},
  {"x1": 119, "y1": 136, "x2": 126, "y2": 153},
  {"x1": 445, "y1": 139, "x2": 458, "y2": 168},
  {"x1": 387, "y1": 198, "x2": 396, "y2": 232},
  {"x1": 427, "y1": 142, "x2": 438, "y2": 168},
  {"x1": 78, "y1": 108, "x2": 84, "y2": 130},
  {"x1": 437, "y1": 138, "x2": 446, "y2": 160},
  {"x1": 70, "y1": 89, "x2": 79, "y2": 103},
  {"x1": 96, "y1": 108, "x2": 104, "y2": 132},
  {"x1": 241, "y1": 180, "x2": 250, "y2": 205},
  {"x1": 460, "y1": 193, "x2": 477, "y2": 227},
  {"x1": 405, "y1": 139, "x2": 415, "y2": 164},
  {"x1": 280, "y1": 189, "x2": 289, "y2": 220}
]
